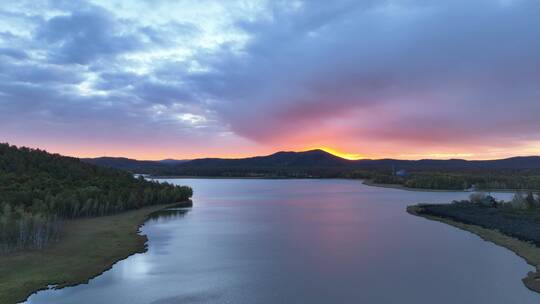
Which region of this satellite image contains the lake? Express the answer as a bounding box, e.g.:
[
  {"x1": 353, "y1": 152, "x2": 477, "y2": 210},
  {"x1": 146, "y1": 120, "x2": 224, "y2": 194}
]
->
[{"x1": 25, "y1": 179, "x2": 540, "y2": 303}]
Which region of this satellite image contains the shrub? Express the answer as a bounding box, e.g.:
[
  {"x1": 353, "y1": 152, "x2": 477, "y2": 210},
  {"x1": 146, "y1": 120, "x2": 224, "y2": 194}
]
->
[
  {"x1": 510, "y1": 193, "x2": 528, "y2": 210},
  {"x1": 469, "y1": 192, "x2": 487, "y2": 204}
]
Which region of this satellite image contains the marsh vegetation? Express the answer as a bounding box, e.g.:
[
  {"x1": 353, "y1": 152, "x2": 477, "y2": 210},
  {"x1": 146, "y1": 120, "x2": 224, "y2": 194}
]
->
[{"x1": 0, "y1": 143, "x2": 192, "y2": 253}]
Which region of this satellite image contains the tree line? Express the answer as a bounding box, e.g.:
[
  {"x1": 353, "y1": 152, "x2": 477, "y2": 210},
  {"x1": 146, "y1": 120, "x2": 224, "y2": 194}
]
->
[
  {"x1": 0, "y1": 143, "x2": 192, "y2": 254},
  {"x1": 368, "y1": 170, "x2": 540, "y2": 190},
  {"x1": 141, "y1": 164, "x2": 540, "y2": 191}
]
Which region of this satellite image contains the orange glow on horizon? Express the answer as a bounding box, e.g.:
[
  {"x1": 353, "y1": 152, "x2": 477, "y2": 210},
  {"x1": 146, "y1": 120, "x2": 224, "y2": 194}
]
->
[{"x1": 6, "y1": 137, "x2": 540, "y2": 162}]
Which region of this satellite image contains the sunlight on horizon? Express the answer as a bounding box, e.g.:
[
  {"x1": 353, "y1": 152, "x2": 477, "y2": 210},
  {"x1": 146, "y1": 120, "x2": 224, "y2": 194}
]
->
[{"x1": 316, "y1": 147, "x2": 365, "y2": 160}]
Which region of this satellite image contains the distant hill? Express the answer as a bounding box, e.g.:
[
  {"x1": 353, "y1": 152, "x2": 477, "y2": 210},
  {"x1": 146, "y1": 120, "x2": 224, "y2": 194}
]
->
[
  {"x1": 82, "y1": 150, "x2": 349, "y2": 174},
  {"x1": 83, "y1": 150, "x2": 540, "y2": 175},
  {"x1": 353, "y1": 156, "x2": 540, "y2": 170},
  {"x1": 181, "y1": 149, "x2": 350, "y2": 168},
  {"x1": 158, "y1": 159, "x2": 189, "y2": 165},
  {"x1": 82, "y1": 157, "x2": 187, "y2": 173}
]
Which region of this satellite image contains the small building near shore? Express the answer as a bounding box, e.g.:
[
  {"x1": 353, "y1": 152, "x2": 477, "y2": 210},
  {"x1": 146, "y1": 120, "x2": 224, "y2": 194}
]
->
[{"x1": 395, "y1": 169, "x2": 408, "y2": 177}]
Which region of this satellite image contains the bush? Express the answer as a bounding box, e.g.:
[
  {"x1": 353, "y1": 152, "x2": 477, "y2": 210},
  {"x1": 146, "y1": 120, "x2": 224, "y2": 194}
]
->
[
  {"x1": 469, "y1": 192, "x2": 487, "y2": 204},
  {"x1": 510, "y1": 193, "x2": 528, "y2": 210}
]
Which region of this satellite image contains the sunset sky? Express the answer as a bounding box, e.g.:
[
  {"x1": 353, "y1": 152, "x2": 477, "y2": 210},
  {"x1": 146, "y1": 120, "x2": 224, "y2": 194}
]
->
[{"x1": 1, "y1": 0, "x2": 540, "y2": 160}]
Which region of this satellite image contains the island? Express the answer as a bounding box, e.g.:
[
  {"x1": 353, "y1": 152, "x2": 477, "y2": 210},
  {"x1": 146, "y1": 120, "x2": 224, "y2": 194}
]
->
[
  {"x1": 408, "y1": 192, "x2": 540, "y2": 293},
  {"x1": 0, "y1": 143, "x2": 193, "y2": 304}
]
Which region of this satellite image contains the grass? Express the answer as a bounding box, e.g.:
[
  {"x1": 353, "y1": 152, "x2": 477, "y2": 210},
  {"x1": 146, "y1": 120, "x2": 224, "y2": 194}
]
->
[
  {"x1": 407, "y1": 205, "x2": 540, "y2": 293},
  {"x1": 361, "y1": 180, "x2": 465, "y2": 192},
  {"x1": 362, "y1": 179, "x2": 529, "y2": 193},
  {"x1": 0, "y1": 204, "x2": 178, "y2": 304}
]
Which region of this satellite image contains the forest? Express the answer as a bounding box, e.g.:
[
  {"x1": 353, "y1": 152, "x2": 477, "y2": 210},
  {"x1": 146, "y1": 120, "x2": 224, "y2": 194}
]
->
[
  {"x1": 173, "y1": 167, "x2": 540, "y2": 191},
  {"x1": 0, "y1": 143, "x2": 192, "y2": 254},
  {"x1": 84, "y1": 150, "x2": 540, "y2": 191},
  {"x1": 368, "y1": 169, "x2": 540, "y2": 190},
  {"x1": 413, "y1": 192, "x2": 540, "y2": 246}
]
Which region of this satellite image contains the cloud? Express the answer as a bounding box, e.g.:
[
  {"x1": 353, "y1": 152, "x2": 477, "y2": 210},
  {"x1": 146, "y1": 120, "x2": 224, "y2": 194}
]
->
[
  {"x1": 35, "y1": 5, "x2": 143, "y2": 64},
  {"x1": 0, "y1": 47, "x2": 28, "y2": 60},
  {"x1": 182, "y1": 0, "x2": 540, "y2": 149},
  {"x1": 1, "y1": 0, "x2": 540, "y2": 159}
]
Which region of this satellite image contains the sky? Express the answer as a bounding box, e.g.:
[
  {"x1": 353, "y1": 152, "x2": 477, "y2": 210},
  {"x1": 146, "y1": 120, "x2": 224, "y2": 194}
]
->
[{"x1": 1, "y1": 0, "x2": 540, "y2": 160}]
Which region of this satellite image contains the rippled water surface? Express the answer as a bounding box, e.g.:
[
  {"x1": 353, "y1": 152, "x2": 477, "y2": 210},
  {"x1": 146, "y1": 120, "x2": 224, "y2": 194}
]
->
[{"x1": 26, "y1": 179, "x2": 540, "y2": 303}]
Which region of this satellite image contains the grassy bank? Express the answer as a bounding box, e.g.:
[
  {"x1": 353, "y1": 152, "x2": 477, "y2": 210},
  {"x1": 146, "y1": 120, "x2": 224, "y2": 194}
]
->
[
  {"x1": 0, "y1": 203, "x2": 190, "y2": 304},
  {"x1": 362, "y1": 179, "x2": 536, "y2": 193},
  {"x1": 407, "y1": 205, "x2": 540, "y2": 293},
  {"x1": 362, "y1": 180, "x2": 467, "y2": 192}
]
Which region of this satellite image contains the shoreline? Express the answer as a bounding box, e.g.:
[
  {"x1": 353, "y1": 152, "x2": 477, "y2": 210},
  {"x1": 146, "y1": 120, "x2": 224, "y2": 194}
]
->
[
  {"x1": 363, "y1": 180, "x2": 533, "y2": 193},
  {"x1": 0, "y1": 202, "x2": 191, "y2": 304},
  {"x1": 5, "y1": 178, "x2": 537, "y2": 303},
  {"x1": 153, "y1": 176, "x2": 522, "y2": 193},
  {"x1": 361, "y1": 180, "x2": 468, "y2": 192},
  {"x1": 407, "y1": 205, "x2": 540, "y2": 293}
]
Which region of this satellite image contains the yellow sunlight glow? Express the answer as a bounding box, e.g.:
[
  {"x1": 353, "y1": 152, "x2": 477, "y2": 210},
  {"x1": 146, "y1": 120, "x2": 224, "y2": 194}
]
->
[{"x1": 317, "y1": 147, "x2": 365, "y2": 160}]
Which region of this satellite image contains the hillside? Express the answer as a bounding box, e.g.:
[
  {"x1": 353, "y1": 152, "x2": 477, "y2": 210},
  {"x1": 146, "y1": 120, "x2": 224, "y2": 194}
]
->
[
  {"x1": 82, "y1": 157, "x2": 187, "y2": 173},
  {"x1": 354, "y1": 156, "x2": 540, "y2": 170},
  {"x1": 158, "y1": 149, "x2": 352, "y2": 177},
  {"x1": 180, "y1": 149, "x2": 350, "y2": 168},
  {"x1": 82, "y1": 149, "x2": 352, "y2": 176},
  {"x1": 81, "y1": 150, "x2": 540, "y2": 190},
  {"x1": 82, "y1": 150, "x2": 540, "y2": 175},
  {"x1": 0, "y1": 143, "x2": 192, "y2": 253}
]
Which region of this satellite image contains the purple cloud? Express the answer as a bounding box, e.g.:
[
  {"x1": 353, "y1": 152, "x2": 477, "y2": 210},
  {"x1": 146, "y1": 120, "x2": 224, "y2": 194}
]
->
[{"x1": 1, "y1": 0, "x2": 540, "y2": 159}]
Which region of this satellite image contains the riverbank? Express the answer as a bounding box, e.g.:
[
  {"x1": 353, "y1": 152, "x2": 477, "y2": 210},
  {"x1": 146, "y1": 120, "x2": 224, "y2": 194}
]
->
[
  {"x1": 361, "y1": 180, "x2": 469, "y2": 192},
  {"x1": 0, "y1": 202, "x2": 191, "y2": 304},
  {"x1": 407, "y1": 205, "x2": 540, "y2": 293},
  {"x1": 363, "y1": 179, "x2": 536, "y2": 193},
  {"x1": 151, "y1": 176, "x2": 540, "y2": 193}
]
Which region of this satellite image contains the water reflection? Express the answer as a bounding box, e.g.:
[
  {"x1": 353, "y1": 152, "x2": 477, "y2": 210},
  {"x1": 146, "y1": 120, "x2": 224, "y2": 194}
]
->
[
  {"x1": 147, "y1": 207, "x2": 191, "y2": 222},
  {"x1": 25, "y1": 179, "x2": 540, "y2": 304}
]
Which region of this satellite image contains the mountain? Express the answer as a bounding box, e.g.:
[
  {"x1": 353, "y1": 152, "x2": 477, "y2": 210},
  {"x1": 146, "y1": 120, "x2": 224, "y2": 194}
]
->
[
  {"x1": 82, "y1": 150, "x2": 349, "y2": 174},
  {"x1": 181, "y1": 149, "x2": 350, "y2": 168},
  {"x1": 158, "y1": 159, "x2": 189, "y2": 165},
  {"x1": 82, "y1": 150, "x2": 540, "y2": 176}
]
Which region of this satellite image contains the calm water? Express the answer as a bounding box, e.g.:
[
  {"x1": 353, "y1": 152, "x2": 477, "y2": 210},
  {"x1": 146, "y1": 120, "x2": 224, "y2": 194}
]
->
[{"x1": 26, "y1": 179, "x2": 540, "y2": 303}]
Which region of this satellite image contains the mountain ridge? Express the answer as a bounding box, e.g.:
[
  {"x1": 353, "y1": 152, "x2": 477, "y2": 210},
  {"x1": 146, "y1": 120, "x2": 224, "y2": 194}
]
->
[{"x1": 81, "y1": 149, "x2": 540, "y2": 175}]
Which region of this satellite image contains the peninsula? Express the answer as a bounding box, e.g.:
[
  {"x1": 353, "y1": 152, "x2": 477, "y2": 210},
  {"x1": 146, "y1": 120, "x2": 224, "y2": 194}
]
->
[
  {"x1": 408, "y1": 193, "x2": 540, "y2": 293},
  {"x1": 0, "y1": 143, "x2": 193, "y2": 303}
]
